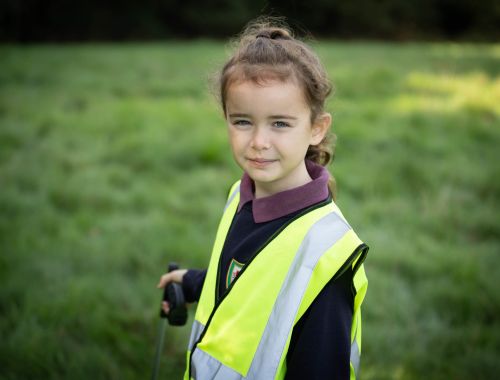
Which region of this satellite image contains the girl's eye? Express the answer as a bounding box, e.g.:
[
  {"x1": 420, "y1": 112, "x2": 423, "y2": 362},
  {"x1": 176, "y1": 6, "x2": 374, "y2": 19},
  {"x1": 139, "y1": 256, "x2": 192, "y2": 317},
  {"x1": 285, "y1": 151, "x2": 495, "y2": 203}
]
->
[
  {"x1": 233, "y1": 120, "x2": 251, "y2": 127},
  {"x1": 273, "y1": 121, "x2": 290, "y2": 129}
]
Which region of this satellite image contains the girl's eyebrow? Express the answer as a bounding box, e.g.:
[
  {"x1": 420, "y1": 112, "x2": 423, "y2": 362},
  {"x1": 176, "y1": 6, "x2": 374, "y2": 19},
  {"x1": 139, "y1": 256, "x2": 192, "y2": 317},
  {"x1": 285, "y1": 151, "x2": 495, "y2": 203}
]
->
[{"x1": 269, "y1": 115, "x2": 298, "y2": 120}]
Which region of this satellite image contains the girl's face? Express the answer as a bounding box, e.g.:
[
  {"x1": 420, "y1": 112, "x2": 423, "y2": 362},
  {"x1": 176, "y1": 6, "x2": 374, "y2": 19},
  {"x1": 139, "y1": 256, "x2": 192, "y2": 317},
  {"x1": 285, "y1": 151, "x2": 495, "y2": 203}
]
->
[{"x1": 225, "y1": 79, "x2": 330, "y2": 198}]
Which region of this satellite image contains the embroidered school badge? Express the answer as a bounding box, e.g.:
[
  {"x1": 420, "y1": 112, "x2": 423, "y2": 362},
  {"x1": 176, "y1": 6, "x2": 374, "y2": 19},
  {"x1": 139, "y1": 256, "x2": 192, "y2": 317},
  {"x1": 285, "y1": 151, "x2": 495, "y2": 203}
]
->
[{"x1": 226, "y1": 258, "x2": 244, "y2": 288}]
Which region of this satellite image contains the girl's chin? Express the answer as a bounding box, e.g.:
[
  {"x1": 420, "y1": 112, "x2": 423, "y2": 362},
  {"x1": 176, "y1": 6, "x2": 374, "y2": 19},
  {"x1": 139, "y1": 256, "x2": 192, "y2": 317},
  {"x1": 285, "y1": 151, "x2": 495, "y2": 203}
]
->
[{"x1": 246, "y1": 171, "x2": 277, "y2": 185}]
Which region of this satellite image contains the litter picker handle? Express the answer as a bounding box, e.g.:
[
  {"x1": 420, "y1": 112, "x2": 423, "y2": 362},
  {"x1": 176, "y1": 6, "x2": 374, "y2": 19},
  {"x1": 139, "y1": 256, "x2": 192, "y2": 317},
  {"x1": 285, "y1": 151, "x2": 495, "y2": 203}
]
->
[{"x1": 160, "y1": 262, "x2": 187, "y2": 326}]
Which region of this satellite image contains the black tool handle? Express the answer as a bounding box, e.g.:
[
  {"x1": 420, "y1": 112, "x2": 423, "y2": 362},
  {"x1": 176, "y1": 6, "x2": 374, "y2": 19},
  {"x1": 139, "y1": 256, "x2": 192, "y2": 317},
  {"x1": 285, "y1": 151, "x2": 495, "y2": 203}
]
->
[{"x1": 160, "y1": 262, "x2": 187, "y2": 326}]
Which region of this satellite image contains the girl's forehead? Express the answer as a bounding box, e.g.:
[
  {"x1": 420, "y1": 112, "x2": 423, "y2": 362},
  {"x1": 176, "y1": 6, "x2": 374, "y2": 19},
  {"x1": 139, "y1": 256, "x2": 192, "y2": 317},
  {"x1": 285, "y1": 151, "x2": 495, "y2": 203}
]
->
[
  {"x1": 226, "y1": 74, "x2": 306, "y2": 103},
  {"x1": 226, "y1": 79, "x2": 310, "y2": 113},
  {"x1": 227, "y1": 79, "x2": 301, "y2": 97},
  {"x1": 223, "y1": 65, "x2": 312, "y2": 116}
]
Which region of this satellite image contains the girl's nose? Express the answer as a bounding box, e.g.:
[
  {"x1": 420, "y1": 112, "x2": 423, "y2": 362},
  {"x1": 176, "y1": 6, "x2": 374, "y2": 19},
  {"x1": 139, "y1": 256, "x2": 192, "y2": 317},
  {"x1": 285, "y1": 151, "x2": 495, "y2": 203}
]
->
[{"x1": 250, "y1": 127, "x2": 271, "y2": 150}]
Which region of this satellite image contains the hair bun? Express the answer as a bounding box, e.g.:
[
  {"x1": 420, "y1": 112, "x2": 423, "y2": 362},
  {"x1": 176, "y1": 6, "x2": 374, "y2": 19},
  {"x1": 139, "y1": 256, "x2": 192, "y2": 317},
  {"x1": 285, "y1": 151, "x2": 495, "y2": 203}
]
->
[{"x1": 255, "y1": 28, "x2": 291, "y2": 40}]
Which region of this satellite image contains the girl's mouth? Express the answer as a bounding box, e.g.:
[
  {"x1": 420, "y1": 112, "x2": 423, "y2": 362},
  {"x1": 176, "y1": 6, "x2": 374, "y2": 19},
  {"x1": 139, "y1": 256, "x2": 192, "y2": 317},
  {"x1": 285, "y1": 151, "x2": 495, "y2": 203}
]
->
[{"x1": 247, "y1": 158, "x2": 277, "y2": 168}]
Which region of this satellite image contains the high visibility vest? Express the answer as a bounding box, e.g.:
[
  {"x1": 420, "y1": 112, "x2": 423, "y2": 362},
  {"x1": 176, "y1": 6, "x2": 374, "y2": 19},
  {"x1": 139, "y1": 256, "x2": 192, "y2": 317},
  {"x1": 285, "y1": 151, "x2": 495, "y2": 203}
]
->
[{"x1": 185, "y1": 181, "x2": 368, "y2": 380}]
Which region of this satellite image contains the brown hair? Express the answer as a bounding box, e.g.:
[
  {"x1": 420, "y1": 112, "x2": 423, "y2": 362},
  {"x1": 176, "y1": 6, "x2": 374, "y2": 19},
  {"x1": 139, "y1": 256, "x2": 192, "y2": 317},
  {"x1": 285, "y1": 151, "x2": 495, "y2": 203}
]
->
[{"x1": 217, "y1": 17, "x2": 337, "y2": 198}]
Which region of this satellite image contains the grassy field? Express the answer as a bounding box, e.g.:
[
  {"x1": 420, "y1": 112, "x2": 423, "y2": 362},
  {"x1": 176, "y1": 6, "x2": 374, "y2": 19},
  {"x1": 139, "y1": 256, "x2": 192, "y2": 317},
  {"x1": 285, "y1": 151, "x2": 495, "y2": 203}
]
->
[{"x1": 0, "y1": 40, "x2": 499, "y2": 379}]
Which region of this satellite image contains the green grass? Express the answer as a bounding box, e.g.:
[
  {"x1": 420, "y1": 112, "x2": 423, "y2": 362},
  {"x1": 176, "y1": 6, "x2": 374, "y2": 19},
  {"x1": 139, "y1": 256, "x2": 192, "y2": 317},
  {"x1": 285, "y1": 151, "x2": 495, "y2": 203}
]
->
[{"x1": 0, "y1": 40, "x2": 499, "y2": 379}]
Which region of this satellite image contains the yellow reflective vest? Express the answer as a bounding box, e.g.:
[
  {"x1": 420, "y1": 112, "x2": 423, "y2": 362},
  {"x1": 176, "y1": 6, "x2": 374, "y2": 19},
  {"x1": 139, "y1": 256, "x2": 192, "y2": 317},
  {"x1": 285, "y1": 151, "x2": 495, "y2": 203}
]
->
[{"x1": 185, "y1": 181, "x2": 368, "y2": 380}]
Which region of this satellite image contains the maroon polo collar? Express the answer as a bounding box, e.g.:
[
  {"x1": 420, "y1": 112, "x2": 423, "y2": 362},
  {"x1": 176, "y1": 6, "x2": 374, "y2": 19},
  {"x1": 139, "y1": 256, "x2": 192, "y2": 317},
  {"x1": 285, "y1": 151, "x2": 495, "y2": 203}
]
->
[{"x1": 237, "y1": 160, "x2": 330, "y2": 223}]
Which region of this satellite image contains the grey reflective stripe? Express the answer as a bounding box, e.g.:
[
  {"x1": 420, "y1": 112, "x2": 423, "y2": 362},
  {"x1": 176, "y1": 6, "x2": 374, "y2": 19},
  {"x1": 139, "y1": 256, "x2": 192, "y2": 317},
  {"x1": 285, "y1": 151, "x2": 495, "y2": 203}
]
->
[
  {"x1": 246, "y1": 211, "x2": 351, "y2": 379},
  {"x1": 350, "y1": 319, "x2": 360, "y2": 378},
  {"x1": 191, "y1": 348, "x2": 242, "y2": 380},
  {"x1": 351, "y1": 340, "x2": 360, "y2": 379},
  {"x1": 223, "y1": 184, "x2": 240, "y2": 212},
  {"x1": 188, "y1": 320, "x2": 205, "y2": 352}
]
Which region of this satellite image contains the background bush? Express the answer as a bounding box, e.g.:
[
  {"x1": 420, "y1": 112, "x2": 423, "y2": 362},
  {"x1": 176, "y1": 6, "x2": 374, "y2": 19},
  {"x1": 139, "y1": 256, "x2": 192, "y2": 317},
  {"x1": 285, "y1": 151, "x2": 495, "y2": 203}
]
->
[{"x1": 1, "y1": 0, "x2": 499, "y2": 42}]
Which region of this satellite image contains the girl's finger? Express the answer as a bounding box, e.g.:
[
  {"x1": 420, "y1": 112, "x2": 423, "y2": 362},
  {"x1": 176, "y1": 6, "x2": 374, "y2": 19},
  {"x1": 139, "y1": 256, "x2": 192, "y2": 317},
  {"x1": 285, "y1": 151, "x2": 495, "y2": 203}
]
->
[{"x1": 162, "y1": 301, "x2": 170, "y2": 314}]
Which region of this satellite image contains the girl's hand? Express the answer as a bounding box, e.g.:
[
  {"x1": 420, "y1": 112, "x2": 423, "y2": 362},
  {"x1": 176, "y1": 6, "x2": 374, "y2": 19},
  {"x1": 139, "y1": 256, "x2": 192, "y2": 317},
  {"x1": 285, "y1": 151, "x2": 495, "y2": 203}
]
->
[{"x1": 156, "y1": 269, "x2": 188, "y2": 315}]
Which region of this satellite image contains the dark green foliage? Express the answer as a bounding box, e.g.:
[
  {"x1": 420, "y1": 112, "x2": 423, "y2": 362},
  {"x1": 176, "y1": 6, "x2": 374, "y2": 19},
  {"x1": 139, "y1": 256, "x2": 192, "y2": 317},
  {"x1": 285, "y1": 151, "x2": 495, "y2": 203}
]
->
[
  {"x1": 1, "y1": 0, "x2": 499, "y2": 41},
  {"x1": 0, "y1": 41, "x2": 499, "y2": 379}
]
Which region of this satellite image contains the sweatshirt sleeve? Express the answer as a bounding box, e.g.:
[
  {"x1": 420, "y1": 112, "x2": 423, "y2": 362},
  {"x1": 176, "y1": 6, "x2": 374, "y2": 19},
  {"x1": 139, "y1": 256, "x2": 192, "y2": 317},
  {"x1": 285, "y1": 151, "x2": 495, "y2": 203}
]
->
[
  {"x1": 285, "y1": 267, "x2": 354, "y2": 380},
  {"x1": 182, "y1": 269, "x2": 207, "y2": 303}
]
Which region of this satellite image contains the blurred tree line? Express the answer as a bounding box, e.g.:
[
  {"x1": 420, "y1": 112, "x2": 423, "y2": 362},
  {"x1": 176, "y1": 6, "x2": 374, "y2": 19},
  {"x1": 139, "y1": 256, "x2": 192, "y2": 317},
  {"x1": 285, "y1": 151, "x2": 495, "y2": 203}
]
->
[{"x1": 1, "y1": 0, "x2": 499, "y2": 42}]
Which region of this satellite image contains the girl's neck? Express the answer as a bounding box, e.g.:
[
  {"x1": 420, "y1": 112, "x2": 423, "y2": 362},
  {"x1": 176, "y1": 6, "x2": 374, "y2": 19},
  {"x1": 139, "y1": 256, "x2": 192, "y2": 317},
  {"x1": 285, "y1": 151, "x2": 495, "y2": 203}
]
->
[{"x1": 254, "y1": 161, "x2": 312, "y2": 199}]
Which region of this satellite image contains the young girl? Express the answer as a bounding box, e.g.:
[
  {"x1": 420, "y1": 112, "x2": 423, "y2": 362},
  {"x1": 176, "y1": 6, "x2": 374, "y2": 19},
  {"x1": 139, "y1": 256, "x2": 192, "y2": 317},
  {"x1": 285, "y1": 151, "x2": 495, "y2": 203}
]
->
[{"x1": 157, "y1": 18, "x2": 368, "y2": 380}]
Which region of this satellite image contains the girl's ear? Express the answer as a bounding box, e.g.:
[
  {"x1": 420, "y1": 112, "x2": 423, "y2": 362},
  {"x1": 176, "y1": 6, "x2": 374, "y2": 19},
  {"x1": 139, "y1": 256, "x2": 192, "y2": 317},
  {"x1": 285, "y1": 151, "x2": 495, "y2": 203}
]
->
[{"x1": 311, "y1": 112, "x2": 332, "y2": 145}]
